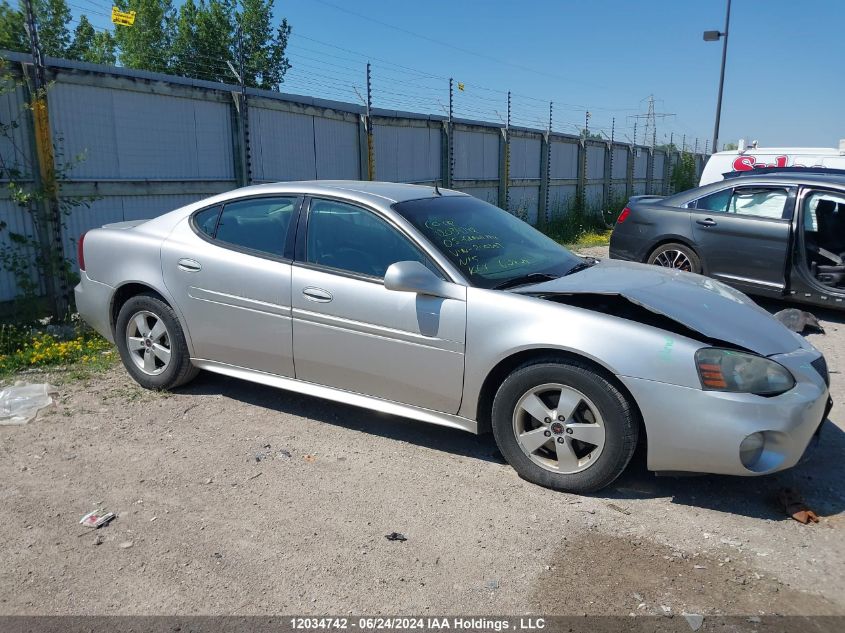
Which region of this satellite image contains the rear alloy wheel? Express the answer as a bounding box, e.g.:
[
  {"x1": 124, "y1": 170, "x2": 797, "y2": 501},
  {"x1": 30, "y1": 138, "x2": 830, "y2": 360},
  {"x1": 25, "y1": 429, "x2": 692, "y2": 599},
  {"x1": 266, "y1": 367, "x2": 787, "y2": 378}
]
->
[
  {"x1": 115, "y1": 293, "x2": 199, "y2": 390},
  {"x1": 647, "y1": 242, "x2": 701, "y2": 274},
  {"x1": 492, "y1": 360, "x2": 639, "y2": 493}
]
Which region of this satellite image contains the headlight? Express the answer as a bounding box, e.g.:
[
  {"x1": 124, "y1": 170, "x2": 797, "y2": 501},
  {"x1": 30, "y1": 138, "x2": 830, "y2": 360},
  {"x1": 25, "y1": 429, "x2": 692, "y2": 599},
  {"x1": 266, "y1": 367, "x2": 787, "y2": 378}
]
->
[{"x1": 695, "y1": 348, "x2": 795, "y2": 396}]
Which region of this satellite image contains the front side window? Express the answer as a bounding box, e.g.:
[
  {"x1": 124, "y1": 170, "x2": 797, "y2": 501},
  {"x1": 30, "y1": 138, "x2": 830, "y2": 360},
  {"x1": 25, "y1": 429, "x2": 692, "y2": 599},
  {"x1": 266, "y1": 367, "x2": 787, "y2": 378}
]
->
[
  {"x1": 212, "y1": 197, "x2": 297, "y2": 257},
  {"x1": 728, "y1": 187, "x2": 789, "y2": 219},
  {"x1": 306, "y1": 198, "x2": 429, "y2": 278},
  {"x1": 394, "y1": 195, "x2": 582, "y2": 289}
]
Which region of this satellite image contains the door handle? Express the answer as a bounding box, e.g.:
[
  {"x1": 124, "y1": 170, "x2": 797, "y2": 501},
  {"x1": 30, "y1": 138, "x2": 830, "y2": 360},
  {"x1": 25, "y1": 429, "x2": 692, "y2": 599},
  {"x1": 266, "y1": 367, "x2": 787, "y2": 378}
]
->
[
  {"x1": 302, "y1": 286, "x2": 333, "y2": 303},
  {"x1": 178, "y1": 258, "x2": 202, "y2": 272},
  {"x1": 696, "y1": 218, "x2": 718, "y2": 227}
]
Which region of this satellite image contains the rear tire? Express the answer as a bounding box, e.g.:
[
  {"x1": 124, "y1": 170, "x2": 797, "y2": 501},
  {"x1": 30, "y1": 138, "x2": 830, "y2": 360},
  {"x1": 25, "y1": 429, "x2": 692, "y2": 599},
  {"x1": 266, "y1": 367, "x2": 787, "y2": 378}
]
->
[
  {"x1": 114, "y1": 293, "x2": 199, "y2": 390},
  {"x1": 647, "y1": 242, "x2": 702, "y2": 274},
  {"x1": 491, "y1": 359, "x2": 638, "y2": 494}
]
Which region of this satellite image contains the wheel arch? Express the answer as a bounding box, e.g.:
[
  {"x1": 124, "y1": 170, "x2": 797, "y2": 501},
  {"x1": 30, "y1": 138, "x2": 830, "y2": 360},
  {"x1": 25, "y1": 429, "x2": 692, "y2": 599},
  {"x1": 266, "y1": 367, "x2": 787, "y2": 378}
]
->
[
  {"x1": 109, "y1": 282, "x2": 194, "y2": 355},
  {"x1": 474, "y1": 348, "x2": 646, "y2": 450}
]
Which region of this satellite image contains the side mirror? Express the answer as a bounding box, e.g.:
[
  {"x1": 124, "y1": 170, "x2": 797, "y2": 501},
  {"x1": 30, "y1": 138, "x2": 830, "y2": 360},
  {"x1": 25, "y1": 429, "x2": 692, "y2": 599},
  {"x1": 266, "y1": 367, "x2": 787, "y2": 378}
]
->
[{"x1": 384, "y1": 261, "x2": 466, "y2": 301}]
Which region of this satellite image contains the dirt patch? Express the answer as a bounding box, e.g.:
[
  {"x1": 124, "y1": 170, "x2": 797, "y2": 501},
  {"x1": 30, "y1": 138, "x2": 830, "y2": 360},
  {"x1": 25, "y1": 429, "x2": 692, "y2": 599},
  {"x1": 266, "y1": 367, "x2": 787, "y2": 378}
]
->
[{"x1": 533, "y1": 531, "x2": 838, "y2": 616}]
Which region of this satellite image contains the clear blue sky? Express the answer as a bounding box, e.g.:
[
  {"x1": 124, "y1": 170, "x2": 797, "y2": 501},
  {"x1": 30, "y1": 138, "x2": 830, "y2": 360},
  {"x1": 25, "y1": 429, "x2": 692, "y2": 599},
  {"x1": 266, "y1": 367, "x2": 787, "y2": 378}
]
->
[{"x1": 76, "y1": 0, "x2": 845, "y2": 150}]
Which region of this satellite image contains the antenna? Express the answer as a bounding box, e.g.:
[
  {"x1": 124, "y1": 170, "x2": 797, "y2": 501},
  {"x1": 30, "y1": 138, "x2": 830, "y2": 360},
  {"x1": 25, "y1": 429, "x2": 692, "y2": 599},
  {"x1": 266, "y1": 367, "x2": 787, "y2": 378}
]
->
[{"x1": 433, "y1": 180, "x2": 442, "y2": 196}]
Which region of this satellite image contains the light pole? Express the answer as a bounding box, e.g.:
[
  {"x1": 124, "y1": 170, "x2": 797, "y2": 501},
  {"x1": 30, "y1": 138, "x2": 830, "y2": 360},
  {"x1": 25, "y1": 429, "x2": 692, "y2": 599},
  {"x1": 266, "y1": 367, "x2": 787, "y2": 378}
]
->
[{"x1": 704, "y1": 0, "x2": 732, "y2": 153}]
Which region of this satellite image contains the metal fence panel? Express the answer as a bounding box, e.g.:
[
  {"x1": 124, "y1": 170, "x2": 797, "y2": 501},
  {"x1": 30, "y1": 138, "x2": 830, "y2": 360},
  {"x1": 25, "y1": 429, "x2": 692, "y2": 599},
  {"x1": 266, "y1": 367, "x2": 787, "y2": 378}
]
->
[
  {"x1": 634, "y1": 149, "x2": 648, "y2": 179},
  {"x1": 374, "y1": 123, "x2": 440, "y2": 183},
  {"x1": 250, "y1": 107, "x2": 316, "y2": 181},
  {"x1": 586, "y1": 145, "x2": 605, "y2": 178},
  {"x1": 612, "y1": 147, "x2": 628, "y2": 179},
  {"x1": 0, "y1": 199, "x2": 40, "y2": 300},
  {"x1": 455, "y1": 186, "x2": 497, "y2": 204},
  {"x1": 549, "y1": 141, "x2": 578, "y2": 179},
  {"x1": 509, "y1": 185, "x2": 539, "y2": 224},
  {"x1": 454, "y1": 129, "x2": 499, "y2": 180},
  {"x1": 0, "y1": 79, "x2": 32, "y2": 179},
  {"x1": 314, "y1": 117, "x2": 359, "y2": 180},
  {"x1": 549, "y1": 185, "x2": 577, "y2": 217},
  {"x1": 509, "y1": 136, "x2": 541, "y2": 179},
  {"x1": 50, "y1": 82, "x2": 234, "y2": 180}
]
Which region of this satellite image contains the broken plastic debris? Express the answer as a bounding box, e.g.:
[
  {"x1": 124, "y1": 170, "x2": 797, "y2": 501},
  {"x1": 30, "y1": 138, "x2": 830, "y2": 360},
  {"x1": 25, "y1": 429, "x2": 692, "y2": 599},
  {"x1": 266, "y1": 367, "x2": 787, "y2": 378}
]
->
[
  {"x1": 385, "y1": 532, "x2": 407, "y2": 542},
  {"x1": 80, "y1": 508, "x2": 116, "y2": 529},
  {"x1": 773, "y1": 308, "x2": 825, "y2": 334},
  {"x1": 778, "y1": 487, "x2": 820, "y2": 524},
  {"x1": 0, "y1": 383, "x2": 57, "y2": 425}
]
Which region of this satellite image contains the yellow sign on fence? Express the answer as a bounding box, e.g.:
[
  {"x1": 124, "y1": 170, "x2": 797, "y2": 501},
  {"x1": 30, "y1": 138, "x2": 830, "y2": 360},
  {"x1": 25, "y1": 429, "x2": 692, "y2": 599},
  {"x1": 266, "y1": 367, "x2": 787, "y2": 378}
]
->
[{"x1": 111, "y1": 7, "x2": 136, "y2": 26}]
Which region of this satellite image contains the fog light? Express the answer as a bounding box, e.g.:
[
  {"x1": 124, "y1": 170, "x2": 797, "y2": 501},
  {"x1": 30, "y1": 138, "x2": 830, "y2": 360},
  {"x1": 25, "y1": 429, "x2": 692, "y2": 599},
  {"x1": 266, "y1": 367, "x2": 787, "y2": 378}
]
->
[{"x1": 739, "y1": 432, "x2": 765, "y2": 468}]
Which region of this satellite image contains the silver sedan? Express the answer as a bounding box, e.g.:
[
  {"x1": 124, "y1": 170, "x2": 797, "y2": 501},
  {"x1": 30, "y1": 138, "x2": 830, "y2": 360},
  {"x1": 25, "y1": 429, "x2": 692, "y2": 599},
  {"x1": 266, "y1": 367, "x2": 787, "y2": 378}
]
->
[{"x1": 74, "y1": 181, "x2": 832, "y2": 493}]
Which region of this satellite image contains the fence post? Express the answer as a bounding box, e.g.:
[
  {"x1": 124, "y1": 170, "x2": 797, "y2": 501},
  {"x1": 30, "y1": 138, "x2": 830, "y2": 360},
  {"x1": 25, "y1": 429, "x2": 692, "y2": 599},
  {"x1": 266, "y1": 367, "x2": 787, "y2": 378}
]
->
[
  {"x1": 538, "y1": 131, "x2": 549, "y2": 229},
  {"x1": 646, "y1": 147, "x2": 655, "y2": 195},
  {"x1": 498, "y1": 128, "x2": 509, "y2": 209},
  {"x1": 576, "y1": 139, "x2": 586, "y2": 211},
  {"x1": 602, "y1": 141, "x2": 612, "y2": 209},
  {"x1": 625, "y1": 144, "x2": 634, "y2": 199},
  {"x1": 231, "y1": 92, "x2": 249, "y2": 186}
]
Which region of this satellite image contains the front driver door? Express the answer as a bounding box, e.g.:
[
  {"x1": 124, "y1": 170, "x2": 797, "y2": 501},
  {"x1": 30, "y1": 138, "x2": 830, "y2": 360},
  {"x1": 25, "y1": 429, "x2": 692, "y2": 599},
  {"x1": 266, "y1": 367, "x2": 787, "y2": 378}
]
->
[
  {"x1": 690, "y1": 185, "x2": 795, "y2": 295},
  {"x1": 291, "y1": 197, "x2": 466, "y2": 414}
]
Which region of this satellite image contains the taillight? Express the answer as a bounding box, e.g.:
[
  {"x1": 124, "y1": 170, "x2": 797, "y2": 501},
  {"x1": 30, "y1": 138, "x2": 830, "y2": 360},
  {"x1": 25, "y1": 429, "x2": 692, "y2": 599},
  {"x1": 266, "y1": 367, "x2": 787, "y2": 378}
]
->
[
  {"x1": 77, "y1": 232, "x2": 86, "y2": 271},
  {"x1": 616, "y1": 207, "x2": 631, "y2": 223}
]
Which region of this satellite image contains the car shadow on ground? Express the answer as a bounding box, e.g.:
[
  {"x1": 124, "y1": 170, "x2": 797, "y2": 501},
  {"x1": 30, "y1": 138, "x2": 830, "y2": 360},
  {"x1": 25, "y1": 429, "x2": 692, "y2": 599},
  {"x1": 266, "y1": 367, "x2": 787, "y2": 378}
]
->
[
  {"x1": 179, "y1": 372, "x2": 507, "y2": 465},
  {"x1": 179, "y1": 370, "x2": 844, "y2": 522}
]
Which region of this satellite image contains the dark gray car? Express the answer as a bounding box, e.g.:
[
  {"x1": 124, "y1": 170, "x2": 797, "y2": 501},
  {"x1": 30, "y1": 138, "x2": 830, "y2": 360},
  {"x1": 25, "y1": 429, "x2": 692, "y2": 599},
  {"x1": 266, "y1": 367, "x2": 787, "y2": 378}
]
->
[{"x1": 609, "y1": 170, "x2": 845, "y2": 309}]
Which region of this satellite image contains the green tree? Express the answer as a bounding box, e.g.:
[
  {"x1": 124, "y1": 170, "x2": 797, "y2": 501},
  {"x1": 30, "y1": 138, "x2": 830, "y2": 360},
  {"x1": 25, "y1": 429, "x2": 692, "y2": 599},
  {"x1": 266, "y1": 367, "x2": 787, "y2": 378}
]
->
[
  {"x1": 34, "y1": 0, "x2": 73, "y2": 56},
  {"x1": 670, "y1": 152, "x2": 697, "y2": 193},
  {"x1": 0, "y1": 1, "x2": 28, "y2": 53},
  {"x1": 114, "y1": 0, "x2": 175, "y2": 72},
  {"x1": 172, "y1": 0, "x2": 234, "y2": 82},
  {"x1": 238, "y1": 0, "x2": 290, "y2": 89},
  {"x1": 722, "y1": 142, "x2": 738, "y2": 151},
  {"x1": 67, "y1": 15, "x2": 117, "y2": 65}
]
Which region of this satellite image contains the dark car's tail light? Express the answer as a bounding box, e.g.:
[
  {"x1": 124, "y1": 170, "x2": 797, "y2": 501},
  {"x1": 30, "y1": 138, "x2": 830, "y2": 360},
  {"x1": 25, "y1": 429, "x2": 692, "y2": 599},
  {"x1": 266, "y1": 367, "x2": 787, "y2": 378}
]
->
[
  {"x1": 616, "y1": 207, "x2": 631, "y2": 223},
  {"x1": 77, "y1": 232, "x2": 87, "y2": 271}
]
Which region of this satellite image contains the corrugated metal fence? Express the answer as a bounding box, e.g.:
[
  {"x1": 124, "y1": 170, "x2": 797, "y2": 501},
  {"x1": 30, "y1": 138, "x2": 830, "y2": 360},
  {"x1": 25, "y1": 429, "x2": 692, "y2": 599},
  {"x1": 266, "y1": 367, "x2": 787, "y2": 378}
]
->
[{"x1": 0, "y1": 52, "x2": 706, "y2": 302}]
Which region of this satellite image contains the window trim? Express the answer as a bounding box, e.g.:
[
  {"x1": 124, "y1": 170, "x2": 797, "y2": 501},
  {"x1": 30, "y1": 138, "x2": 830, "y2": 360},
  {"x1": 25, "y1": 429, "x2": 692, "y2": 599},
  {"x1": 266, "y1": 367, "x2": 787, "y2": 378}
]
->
[
  {"x1": 689, "y1": 185, "x2": 796, "y2": 222},
  {"x1": 295, "y1": 195, "x2": 451, "y2": 283},
  {"x1": 188, "y1": 194, "x2": 303, "y2": 263}
]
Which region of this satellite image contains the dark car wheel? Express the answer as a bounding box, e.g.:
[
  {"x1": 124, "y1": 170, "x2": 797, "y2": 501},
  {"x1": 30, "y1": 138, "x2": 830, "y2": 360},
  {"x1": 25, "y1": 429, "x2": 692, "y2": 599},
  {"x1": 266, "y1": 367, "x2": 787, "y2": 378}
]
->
[
  {"x1": 491, "y1": 359, "x2": 639, "y2": 494},
  {"x1": 115, "y1": 293, "x2": 199, "y2": 390},
  {"x1": 647, "y1": 242, "x2": 701, "y2": 274}
]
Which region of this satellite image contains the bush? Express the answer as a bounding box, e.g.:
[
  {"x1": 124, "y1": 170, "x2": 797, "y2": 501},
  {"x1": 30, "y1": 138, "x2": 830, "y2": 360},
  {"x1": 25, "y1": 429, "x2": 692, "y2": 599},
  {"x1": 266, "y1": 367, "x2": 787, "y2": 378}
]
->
[{"x1": 0, "y1": 319, "x2": 113, "y2": 376}]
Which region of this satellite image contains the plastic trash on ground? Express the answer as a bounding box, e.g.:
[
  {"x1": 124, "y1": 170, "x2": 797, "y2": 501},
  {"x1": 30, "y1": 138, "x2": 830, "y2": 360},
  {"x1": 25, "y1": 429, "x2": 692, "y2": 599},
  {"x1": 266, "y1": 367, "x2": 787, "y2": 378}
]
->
[{"x1": 0, "y1": 382, "x2": 58, "y2": 425}]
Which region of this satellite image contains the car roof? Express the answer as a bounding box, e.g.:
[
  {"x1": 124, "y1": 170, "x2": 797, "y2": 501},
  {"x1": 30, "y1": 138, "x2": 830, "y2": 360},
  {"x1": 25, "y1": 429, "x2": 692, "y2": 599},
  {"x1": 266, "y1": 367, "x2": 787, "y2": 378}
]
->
[
  {"x1": 717, "y1": 172, "x2": 845, "y2": 187},
  {"x1": 229, "y1": 180, "x2": 467, "y2": 204}
]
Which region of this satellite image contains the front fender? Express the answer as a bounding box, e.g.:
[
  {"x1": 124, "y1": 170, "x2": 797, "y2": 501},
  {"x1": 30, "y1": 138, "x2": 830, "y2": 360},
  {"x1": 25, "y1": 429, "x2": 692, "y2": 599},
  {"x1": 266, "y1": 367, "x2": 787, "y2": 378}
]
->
[{"x1": 458, "y1": 288, "x2": 704, "y2": 420}]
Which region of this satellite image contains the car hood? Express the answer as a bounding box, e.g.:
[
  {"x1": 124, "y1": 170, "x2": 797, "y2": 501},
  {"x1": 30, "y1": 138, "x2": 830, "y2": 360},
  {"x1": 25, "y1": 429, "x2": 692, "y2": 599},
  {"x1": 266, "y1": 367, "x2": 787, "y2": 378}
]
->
[{"x1": 514, "y1": 258, "x2": 803, "y2": 356}]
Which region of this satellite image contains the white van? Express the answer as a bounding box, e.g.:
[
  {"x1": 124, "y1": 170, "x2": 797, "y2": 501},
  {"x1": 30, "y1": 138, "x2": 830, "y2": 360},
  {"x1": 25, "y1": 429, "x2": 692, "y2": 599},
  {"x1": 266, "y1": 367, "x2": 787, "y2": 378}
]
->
[{"x1": 699, "y1": 139, "x2": 845, "y2": 185}]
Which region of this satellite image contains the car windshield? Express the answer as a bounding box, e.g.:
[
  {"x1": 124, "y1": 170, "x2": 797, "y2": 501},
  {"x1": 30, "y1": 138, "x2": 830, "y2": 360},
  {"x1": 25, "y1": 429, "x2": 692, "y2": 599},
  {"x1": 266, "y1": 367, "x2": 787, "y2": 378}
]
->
[{"x1": 393, "y1": 195, "x2": 583, "y2": 289}]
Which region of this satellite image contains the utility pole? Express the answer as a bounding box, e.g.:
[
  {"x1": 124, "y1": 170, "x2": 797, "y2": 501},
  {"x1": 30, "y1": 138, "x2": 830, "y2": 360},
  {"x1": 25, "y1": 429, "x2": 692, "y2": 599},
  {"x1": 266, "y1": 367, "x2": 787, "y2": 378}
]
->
[{"x1": 23, "y1": 0, "x2": 68, "y2": 318}]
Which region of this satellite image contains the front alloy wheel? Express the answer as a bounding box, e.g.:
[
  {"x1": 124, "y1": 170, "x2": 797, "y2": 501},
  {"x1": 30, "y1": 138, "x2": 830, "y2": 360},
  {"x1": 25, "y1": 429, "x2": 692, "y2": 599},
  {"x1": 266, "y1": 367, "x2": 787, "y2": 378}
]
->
[{"x1": 513, "y1": 383, "x2": 606, "y2": 474}]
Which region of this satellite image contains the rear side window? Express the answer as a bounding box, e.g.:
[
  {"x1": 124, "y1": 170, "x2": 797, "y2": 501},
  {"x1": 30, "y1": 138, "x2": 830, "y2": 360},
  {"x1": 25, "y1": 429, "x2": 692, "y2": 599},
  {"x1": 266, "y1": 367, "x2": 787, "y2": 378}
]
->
[
  {"x1": 213, "y1": 197, "x2": 297, "y2": 257},
  {"x1": 194, "y1": 206, "x2": 221, "y2": 236},
  {"x1": 694, "y1": 189, "x2": 731, "y2": 212}
]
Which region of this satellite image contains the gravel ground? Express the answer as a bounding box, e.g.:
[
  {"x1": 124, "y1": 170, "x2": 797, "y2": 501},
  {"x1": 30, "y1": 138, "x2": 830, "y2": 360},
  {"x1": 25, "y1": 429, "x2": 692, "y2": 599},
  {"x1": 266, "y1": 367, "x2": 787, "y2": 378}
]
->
[{"x1": 1, "y1": 248, "x2": 843, "y2": 616}]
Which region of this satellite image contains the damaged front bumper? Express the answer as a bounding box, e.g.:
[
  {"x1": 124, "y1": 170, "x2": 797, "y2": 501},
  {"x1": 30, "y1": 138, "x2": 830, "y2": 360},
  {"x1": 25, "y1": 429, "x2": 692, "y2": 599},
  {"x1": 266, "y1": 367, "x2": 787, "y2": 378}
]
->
[{"x1": 619, "y1": 347, "x2": 832, "y2": 476}]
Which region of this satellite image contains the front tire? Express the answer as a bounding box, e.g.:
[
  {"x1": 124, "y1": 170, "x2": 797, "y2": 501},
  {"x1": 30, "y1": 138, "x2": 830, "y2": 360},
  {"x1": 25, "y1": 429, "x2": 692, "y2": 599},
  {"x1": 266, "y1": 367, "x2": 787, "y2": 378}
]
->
[
  {"x1": 114, "y1": 293, "x2": 199, "y2": 390},
  {"x1": 491, "y1": 359, "x2": 638, "y2": 494}
]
